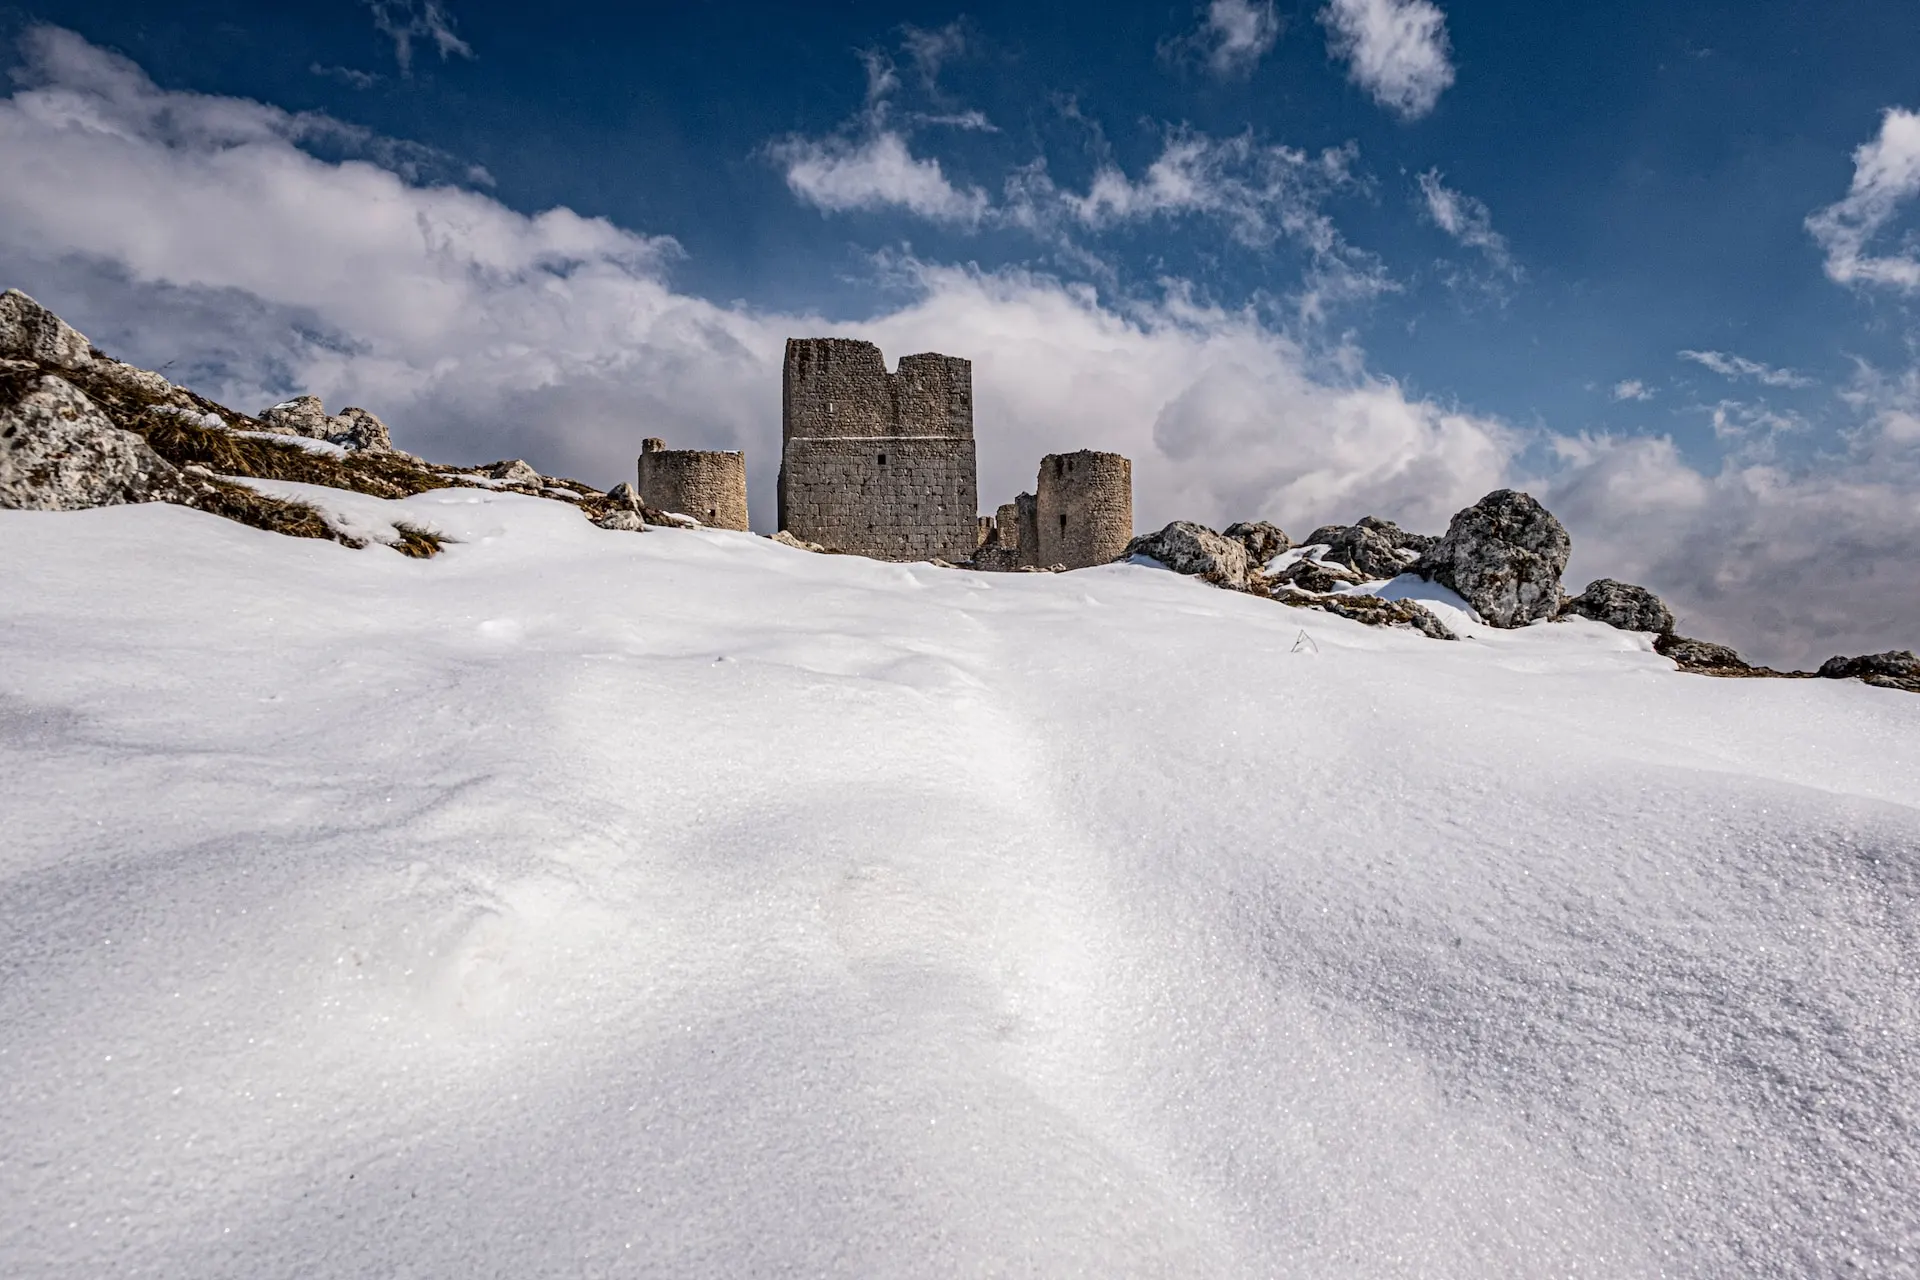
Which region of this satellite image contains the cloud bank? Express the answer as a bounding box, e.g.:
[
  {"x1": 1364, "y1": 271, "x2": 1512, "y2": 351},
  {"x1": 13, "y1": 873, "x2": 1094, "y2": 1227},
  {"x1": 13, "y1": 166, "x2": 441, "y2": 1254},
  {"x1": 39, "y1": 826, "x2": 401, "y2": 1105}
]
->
[{"x1": 2, "y1": 27, "x2": 1918, "y2": 669}]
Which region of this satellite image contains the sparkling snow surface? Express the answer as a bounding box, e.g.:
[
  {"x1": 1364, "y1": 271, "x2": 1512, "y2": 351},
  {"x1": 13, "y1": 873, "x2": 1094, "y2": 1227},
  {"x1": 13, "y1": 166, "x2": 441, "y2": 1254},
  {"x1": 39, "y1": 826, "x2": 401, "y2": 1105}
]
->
[{"x1": 2, "y1": 487, "x2": 1917, "y2": 1278}]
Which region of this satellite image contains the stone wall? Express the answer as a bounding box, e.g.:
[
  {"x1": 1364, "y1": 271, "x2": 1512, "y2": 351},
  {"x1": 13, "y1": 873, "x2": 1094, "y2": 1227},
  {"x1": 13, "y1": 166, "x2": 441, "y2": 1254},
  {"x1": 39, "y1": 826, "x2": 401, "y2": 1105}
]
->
[
  {"x1": 778, "y1": 436, "x2": 979, "y2": 561},
  {"x1": 1036, "y1": 451, "x2": 1132, "y2": 569},
  {"x1": 779, "y1": 337, "x2": 978, "y2": 560},
  {"x1": 637, "y1": 439, "x2": 749, "y2": 530}
]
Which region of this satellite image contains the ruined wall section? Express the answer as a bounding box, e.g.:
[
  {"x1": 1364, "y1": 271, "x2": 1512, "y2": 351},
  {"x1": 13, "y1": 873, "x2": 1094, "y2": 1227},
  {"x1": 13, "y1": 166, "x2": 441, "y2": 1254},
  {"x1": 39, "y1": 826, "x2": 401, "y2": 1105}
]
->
[
  {"x1": 779, "y1": 338, "x2": 978, "y2": 561},
  {"x1": 779, "y1": 437, "x2": 978, "y2": 561},
  {"x1": 1036, "y1": 450, "x2": 1132, "y2": 569},
  {"x1": 637, "y1": 438, "x2": 749, "y2": 530}
]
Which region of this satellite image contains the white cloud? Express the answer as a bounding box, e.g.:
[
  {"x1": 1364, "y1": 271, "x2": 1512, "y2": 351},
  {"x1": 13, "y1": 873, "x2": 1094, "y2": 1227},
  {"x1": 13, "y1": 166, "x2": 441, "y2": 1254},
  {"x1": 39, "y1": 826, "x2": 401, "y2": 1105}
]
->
[
  {"x1": 310, "y1": 64, "x2": 382, "y2": 91},
  {"x1": 1679, "y1": 349, "x2": 1814, "y2": 388},
  {"x1": 1165, "y1": 0, "x2": 1285, "y2": 79},
  {"x1": 1416, "y1": 169, "x2": 1516, "y2": 277},
  {"x1": 1612, "y1": 380, "x2": 1653, "y2": 402},
  {"x1": 1806, "y1": 107, "x2": 1920, "y2": 290},
  {"x1": 768, "y1": 131, "x2": 990, "y2": 224},
  {"x1": 1319, "y1": 0, "x2": 1455, "y2": 120},
  {"x1": 4, "y1": 27, "x2": 1918, "y2": 670},
  {"x1": 900, "y1": 22, "x2": 968, "y2": 89},
  {"x1": 365, "y1": 0, "x2": 473, "y2": 76}
]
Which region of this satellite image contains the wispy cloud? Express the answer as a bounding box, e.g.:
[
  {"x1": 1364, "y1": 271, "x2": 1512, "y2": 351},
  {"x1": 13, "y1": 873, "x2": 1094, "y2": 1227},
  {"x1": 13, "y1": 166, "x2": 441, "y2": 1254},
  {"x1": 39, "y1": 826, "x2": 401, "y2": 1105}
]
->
[
  {"x1": 1416, "y1": 169, "x2": 1517, "y2": 279},
  {"x1": 365, "y1": 0, "x2": 473, "y2": 77},
  {"x1": 1319, "y1": 0, "x2": 1455, "y2": 120},
  {"x1": 1163, "y1": 0, "x2": 1285, "y2": 79},
  {"x1": 768, "y1": 131, "x2": 991, "y2": 224},
  {"x1": 900, "y1": 21, "x2": 968, "y2": 89},
  {"x1": 1806, "y1": 107, "x2": 1920, "y2": 290},
  {"x1": 309, "y1": 63, "x2": 382, "y2": 90},
  {"x1": 1680, "y1": 349, "x2": 1814, "y2": 388},
  {"x1": 1612, "y1": 380, "x2": 1653, "y2": 402}
]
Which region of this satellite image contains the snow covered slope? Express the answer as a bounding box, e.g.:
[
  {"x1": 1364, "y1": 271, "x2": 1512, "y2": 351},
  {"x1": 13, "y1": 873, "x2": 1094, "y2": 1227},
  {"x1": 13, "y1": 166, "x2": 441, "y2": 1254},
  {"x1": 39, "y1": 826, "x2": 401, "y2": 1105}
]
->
[{"x1": 2, "y1": 487, "x2": 1917, "y2": 1278}]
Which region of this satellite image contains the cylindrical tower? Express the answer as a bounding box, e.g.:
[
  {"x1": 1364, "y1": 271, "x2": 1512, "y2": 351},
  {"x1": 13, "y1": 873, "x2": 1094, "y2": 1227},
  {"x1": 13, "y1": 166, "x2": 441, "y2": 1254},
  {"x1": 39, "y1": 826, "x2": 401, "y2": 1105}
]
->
[
  {"x1": 637, "y1": 439, "x2": 749, "y2": 530},
  {"x1": 1035, "y1": 451, "x2": 1132, "y2": 569}
]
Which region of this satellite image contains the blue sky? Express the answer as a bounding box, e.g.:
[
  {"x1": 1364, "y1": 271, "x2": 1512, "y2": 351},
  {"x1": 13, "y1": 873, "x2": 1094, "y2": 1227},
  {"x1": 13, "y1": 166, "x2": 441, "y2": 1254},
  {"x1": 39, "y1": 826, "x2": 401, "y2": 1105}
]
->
[{"x1": 2, "y1": 1, "x2": 1919, "y2": 664}]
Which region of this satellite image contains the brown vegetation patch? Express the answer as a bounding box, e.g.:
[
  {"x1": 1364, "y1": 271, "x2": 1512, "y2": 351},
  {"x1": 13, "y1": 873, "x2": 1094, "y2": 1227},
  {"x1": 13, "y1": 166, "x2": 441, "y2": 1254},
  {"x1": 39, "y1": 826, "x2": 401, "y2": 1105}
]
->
[
  {"x1": 137, "y1": 414, "x2": 452, "y2": 500},
  {"x1": 193, "y1": 478, "x2": 364, "y2": 548}
]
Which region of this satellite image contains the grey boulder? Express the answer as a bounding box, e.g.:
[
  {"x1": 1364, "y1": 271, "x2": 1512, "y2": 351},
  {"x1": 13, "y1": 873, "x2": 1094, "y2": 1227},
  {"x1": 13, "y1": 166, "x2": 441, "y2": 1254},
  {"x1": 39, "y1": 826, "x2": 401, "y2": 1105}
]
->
[
  {"x1": 1, "y1": 371, "x2": 191, "y2": 510},
  {"x1": 1223, "y1": 520, "x2": 1291, "y2": 567},
  {"x1": 1654, "y1": 634, "x2": 1749, "y2": 671},
  {"x1": 1818, "y1": 650, "x2": 1920, "y2": 692},
  {"x1": 0, "y1": 289, "x2": 94, "y2": 371},
  {"x1": 1124, "y1": 521, "x2": 1252, "y2": 589},
  {"x1": 1562, "y1": 578, "x2": 1675, "y2": 634},
  {"x1": 1412, "y1": 490, "x2": 1571, "y2": 627},
  {"x1": 258, "y1": 395, "x2": 399, "y2": 453}
]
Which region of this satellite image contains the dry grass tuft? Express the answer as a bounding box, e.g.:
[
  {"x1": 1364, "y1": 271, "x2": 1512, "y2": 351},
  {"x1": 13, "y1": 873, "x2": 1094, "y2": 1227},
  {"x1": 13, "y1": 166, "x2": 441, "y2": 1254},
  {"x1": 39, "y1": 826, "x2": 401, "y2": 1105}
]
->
[
  {"x1": 137, "y1": 414, "x2": 452, "y2": 501},
  {"x1": 194, "y1": 478, "x2": 365, "y2": 547},
  {"x1": 389, "y1": 522, "x2": 449, "y2": 558}
]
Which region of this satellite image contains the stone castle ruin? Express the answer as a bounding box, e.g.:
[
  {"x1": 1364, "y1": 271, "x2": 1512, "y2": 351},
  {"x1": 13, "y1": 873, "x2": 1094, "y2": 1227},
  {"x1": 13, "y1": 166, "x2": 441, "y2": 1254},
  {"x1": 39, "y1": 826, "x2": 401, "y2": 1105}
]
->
[
  {"x1": 637, "y1": 438, "x2": 748, "y2": 531},
  {"x1": 778, "y1": 338, "x2": 982, "y2": 562},
  {"x1": 975, "y1": 450, "x2": 1134, "y2": 571}
]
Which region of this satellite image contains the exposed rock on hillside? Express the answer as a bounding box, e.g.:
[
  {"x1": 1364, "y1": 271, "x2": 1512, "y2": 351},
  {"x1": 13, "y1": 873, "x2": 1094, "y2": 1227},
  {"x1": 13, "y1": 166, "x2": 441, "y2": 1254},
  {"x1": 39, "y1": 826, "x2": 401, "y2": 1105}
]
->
[
  {"x1": 1, "y1": 367, "x2": 193, "y2": 510},
  {"x1": 1124, "y1": 522, "x2": 1251, "y2": 589},
  {"x1": 1819, "y1": 650, "x2": 1920, "y2": 693},
  {"x1": 1655, "y1": 634, "x2": 1750, "y2": 671},
  {"x1": 1562, "y1": 579, "x2": 1675, "y2": 635},
  {"x1": 1412, "y1": 490, "x2": 1570, "y2": 628},
  {"x1": 0, "y1": 288, "x2": 93, "y2": 370},
  {"x1": 1305, "y1": 516, "x2": 1432, "y2": 580},
  {"x1": 1270, "y1": 557, "x2": 1365, "y2": 594},
  {"x1": 257, "y1": 396, "x2": 402, "y2": 454},
  {"x1": 1224, "y1": 520, "x2": 1291, "y2": 566},
  {"x1": 1270, "y1": 586, "x2": 1457, "y2": 641}
]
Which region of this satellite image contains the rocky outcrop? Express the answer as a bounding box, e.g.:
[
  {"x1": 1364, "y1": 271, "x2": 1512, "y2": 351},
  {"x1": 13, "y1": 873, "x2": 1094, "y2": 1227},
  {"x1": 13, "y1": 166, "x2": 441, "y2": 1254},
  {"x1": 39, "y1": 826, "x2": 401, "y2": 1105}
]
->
[
  {"x1": 1412, "y1": 490, "x2": 1570, "y2": 627},
  {"x1": 1271, "y1": 586, "x2": 1457, "y2": 640},
  {"x1": 0, "y1": 289, "x2": 93, "y2": 370},
  {"x1": 1270, "y1": 557, "x2": 1365, "y2": 594},
  {"x1": 1655, "y1": 634, "x2": 1750, "y2": 672},
  {"x1": 487, "y1": 458, "x2": 542, "y2": 485},
  {"x1": 1818, "y1": 651, "x2": 1920, "y2": 693},
  {"x1": 1304, "y1": 516, "x2": 1433, "y2": 581},
  {"x1": 258, "y1": 396, "x2": 400, "y2": 454},
  {"x1": 1224, "y1": 520, "x2": 1291, "y2": 567},
  {"x1": 1, "y1": 368, "x2": 192, "y2": 510},
  {"x1": 1124, "y1": 522, "x2": 1251, "y2": 589},
  {"x1": 1561, "y1": 579, "x2": 1675, "y2": 635}
]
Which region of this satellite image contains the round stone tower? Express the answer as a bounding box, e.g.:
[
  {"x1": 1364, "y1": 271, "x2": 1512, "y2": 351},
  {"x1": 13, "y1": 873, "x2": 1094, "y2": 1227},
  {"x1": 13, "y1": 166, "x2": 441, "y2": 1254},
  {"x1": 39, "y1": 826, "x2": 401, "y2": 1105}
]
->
[
  {"x1": 1035, "y1": 450, "x2": 1132, "y2": 569},
  {"x1": 637, "y1": 438, "x2": 749, "y2": 530}
]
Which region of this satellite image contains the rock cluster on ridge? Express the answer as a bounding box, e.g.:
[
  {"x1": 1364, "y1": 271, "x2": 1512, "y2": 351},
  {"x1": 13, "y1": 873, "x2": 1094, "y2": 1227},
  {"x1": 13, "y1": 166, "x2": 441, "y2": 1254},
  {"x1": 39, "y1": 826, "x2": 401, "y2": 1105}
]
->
[
  {"x1": 1223, "y1": 520, "x2": 1291, "y2": 566},
  {"x1": 257, "y1": 395, "x2": 400, "y2": 454},
  {"x1": 1410, "y1": 489, "x2": 1571, "y2": 628},
  {"x1": 1124, "y1": 521, "x2": 1253, "y2": 589},
  {"x1": 1562, "y1": 578, "x2": 1675, "y2": 635},
  {"x1": 1818, "y1": 650, "x2": 1920, "y2": 693}
]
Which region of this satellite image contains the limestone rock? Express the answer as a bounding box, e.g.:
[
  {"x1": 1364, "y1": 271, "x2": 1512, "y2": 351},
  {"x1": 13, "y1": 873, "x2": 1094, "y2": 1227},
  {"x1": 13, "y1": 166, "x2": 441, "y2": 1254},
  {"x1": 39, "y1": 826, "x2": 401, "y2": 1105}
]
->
[
  {"x1": 1271, "y1": 557, "x2": 1365, "y2": 594},
  {"x1": 1356, "y1": 515, "x2": 1435, "y2": 556},
  {"x1": 1562, "y1": 579, "x2": 1675, "y2": 635},
  {"x1": 487, "y1": 458, "x2": 542, "y2": 486},
  {"x1": 330, "y1": 407, "x2": 395, "y2": 453},
  {"x1": 770, "y1": 530, "x2": 825, "y2": 552},
  {"x1": 0, "y1": 289, "x2": 93, "y2": 371},
  {"x1": 1, "y1": 371, "x2": 190, "y2": 510},
  {"x1": 1412, "y1": 490, "x2": 1571, "y2": 628},
  {"x1": 1654, "y1": 633, "x2": 1749, "y2": 671},
  {"x1": 1224, "y1": 520, "x2": 1291, "y2": 567},
  {"x1": 85, "y1": 357, "x2": 178, "y2": 404},
  {"x1": 605, "y1": 482, "x2": 642, "y2": 508},
  {"x1": 258, "y1": 395, "x2": 333, "y2": 439},
  {"x1": 1302, "y1": 524, "x2": 1408, "y2": 580},
  {"x1": 1124, "y1": 521, "x2": 1251, "y2": 589},
  {"x1": 592, "y1": 509, "x2": 648, "y2": 533},
  {"x1": 1271, "y1": 586, "x2": 1457, "y2": 641},
  {"x1": 1818, "y1": 650, "x2": 1920, "y2": 693}
]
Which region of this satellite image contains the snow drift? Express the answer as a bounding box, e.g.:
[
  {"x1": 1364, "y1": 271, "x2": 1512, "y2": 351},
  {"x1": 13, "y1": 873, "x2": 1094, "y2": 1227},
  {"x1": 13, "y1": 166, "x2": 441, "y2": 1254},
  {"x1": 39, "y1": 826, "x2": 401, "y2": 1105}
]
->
[{"x1": 1, "y1": 485, "x2": 1917, "y2": 1277}]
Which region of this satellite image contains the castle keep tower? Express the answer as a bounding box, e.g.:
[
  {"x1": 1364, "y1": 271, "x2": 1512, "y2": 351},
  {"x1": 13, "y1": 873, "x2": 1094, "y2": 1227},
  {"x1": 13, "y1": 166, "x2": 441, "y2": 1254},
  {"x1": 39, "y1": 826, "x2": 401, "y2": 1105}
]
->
[
  {"x1": 779, "y1": 338, "x2": 979, "y2": 562},
  {"x1": 637, "y1": 438, "x2": 749, "y2": 530},
  {"x1": 1036, "y1": 450, "x2": 1133, "y2": 569}
]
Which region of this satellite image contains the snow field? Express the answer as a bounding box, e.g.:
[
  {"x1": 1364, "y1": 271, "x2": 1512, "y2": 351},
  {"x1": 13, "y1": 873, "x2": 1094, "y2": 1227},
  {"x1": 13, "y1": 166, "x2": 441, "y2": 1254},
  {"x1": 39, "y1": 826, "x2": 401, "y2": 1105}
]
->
[{"x1": 1, "y1": 484, "x2": 1916, "y2": 1277}]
